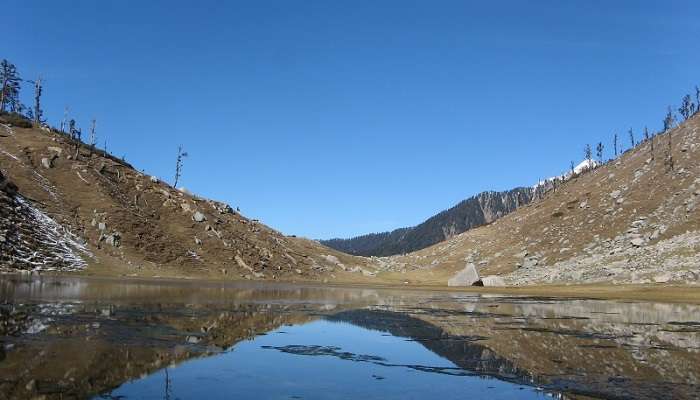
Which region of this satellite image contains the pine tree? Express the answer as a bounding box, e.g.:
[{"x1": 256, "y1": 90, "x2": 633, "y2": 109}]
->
[
  {"x1": 644, "y1": 126, "x2": 650, "y2": 142},
  {"x1": 570, "y1": 160, "x2": 575, "y2": 176},
  {"x1": 628, "y1": 128, "x2": 635, "y2": 148},
  {"x1": 679, "y1": 95, "x2": 692, "y2": 120},
  {"x1": 174, "y1": 146, "x2": 188, "y2": 188},
  {"x1": 650, "y1": 133, "x2": 655, "y2": 162},
  {"x1": 0, "y1": 59, "x2": 21, "y2": 113},
  {"x1": 663, "y1": 107, "x2": 676, "y2": 132},
  {"x1": 584, "y1": 144, "x2": 592, "y2": 168},
  {"x1": 596, "y1": 142, "x2": 604, "y2": 163},
  {"x1": 613, "y1": 133, "x2": 618, "y2": 157}
]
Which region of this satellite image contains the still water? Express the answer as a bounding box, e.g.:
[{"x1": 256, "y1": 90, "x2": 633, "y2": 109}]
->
[{"x1": 1, "y1": 275, "x2": 699, "y2": 399}]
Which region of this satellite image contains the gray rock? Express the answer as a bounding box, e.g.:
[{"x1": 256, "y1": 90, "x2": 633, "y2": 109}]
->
[
  {"x1": 98, "y1": 222, "x2": 106, "y2": 231},
  {"x1": 654, "y1": 274, "x2": 671, "y2": 284},
  {"x1": 610, "y1": 190, "x2": 621, "y2": 199},
  {"x1": 41, "y1": 157, "x2": 53, "y2": 169},
  {"x1": 447, "y1": 263, "x2": 481, "y2": 287},
  {"x1": 630, "y1": 238, "x2": 645, "y2": 247},
  {"x1": 194, "y1": 237, "x2": 202, "y2": 245},
  {"x1": 193, "y1": 211, "x2": 206, "y2": 222},
  {"x1": 523, "y1": 257, "x2": 539, "y2": 268},
  {"x1": 481, "y1": 275, "x2": 506, "y2": 287},
  {"x1": 149, "y1": 176, "x2": 159, "y2": 183}
]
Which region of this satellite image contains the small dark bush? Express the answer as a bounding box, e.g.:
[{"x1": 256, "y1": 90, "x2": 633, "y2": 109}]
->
[{"x1": 0, "y1": 112, "x2": 32, "y2": 128}]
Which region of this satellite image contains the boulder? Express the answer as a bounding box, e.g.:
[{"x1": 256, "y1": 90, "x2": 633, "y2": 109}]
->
[
  {"x1": 481, "y1": 275, "x2": 506, "y2": 287},
  {"x1": 193, "y1": 211, "x2": 206, "y2": 222},
  {"x1": 447, "y1": 263, "x2": 482, "y2": 287},
  {"x1": 630, "y1": 238, "x2": 645, "y2": 247},
  {"x1": 41, "y1": 157, "x2": 53, "y2": 169},
  {"x1": 0, "y1": 172, "x2": 18, "y2": 196},
  {"x1": 654, "y1": 274, "x2": 671, "y2": 284}
]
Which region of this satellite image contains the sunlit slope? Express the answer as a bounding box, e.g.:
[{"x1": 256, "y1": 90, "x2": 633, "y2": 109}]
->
[{"x1": 375, "y1": 113, "x2": 700, "y2": 285}]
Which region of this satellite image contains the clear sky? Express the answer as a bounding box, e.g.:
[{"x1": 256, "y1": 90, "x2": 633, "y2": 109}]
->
[{"x1": 4, "y1": 1, "x2": 700, "y2": 239}]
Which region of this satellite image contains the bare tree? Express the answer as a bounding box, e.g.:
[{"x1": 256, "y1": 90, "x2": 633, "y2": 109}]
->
[
  {"x1": 60, "y1": 106, "x2": 69, "y2": 133},
  {"x1": 174, "y1": 145, "x2": 188, "y2": 188},
  {"x1": 28, "y1": 76, "x2": 44, "y2": 126},
  {"x1": 89, "y1": 119, "x2": 97, "y2": 156},
  {"x1": 570, "y1": 160, "x2": 575, "y2": 176},
  {"x1": 643, "y1": 126, "x2": 650, "y2": 142},
  {"x1": 650, "y1": 133, "x2": 655, "y2": 162}
]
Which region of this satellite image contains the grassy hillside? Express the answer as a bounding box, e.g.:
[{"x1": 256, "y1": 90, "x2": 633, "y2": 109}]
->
[
  {"x1": 373, "y1": 113, "x2": 700, "y2": 286},
  {"x1": 0, "y1": 115, "x2": 375, "y2": 282}
]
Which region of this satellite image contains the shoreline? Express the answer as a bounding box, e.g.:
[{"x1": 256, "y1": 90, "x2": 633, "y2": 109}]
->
[{"x1": 3, "y1": 270, "x2": 700, "y2": 305}]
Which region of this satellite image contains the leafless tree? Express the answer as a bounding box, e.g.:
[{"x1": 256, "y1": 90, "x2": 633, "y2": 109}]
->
[
  {"x1": 28, "y1": 76, "x2": 44, "y2": 126},
  {"x1": 89, "y1": 119, "x2": 97, "y2": 156}
]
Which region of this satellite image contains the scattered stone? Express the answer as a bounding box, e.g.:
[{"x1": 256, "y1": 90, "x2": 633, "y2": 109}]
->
[
  {"x1": 653, "y1": 274, "x2": 671, "y2": 284},
  {"x1": 40, "y1": 157, "x2": 53, "y2": 169},
  {"x1": 630, "y1": 238, "x2": 644, "y2": 247}
]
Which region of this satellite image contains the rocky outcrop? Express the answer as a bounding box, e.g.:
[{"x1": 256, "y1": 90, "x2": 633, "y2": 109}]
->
[
  {"x1": 322, "y1": 187, "x2": 534, "y2": 256},
  {"x1": 0, "y1": 171, "x2": 91, "y2": 271}
]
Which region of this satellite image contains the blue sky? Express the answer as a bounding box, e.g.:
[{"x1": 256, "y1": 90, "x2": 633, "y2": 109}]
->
[{"x1": 4, "y1": 1, "x2": 699, "y2": 239}]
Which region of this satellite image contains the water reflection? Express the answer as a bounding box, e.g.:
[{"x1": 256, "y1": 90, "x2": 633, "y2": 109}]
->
[{"x1": 1, "y1": 275, "x2": 699, "y2": 400}]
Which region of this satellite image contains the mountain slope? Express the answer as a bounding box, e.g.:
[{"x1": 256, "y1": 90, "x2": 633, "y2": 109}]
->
[
  {"x1": 0, "y1": 116, "x2": 374, "y2": 281},
  {"x1": 372, "y1": 113, "x2": 700, "y2": 285},
  {"x1": 322, "y1": 188, "x2": 534, "y2": 256}
]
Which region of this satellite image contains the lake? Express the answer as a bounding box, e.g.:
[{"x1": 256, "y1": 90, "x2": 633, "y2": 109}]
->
[{"x1": 1, "y1": 275, "x2": 699, "y2": 399}]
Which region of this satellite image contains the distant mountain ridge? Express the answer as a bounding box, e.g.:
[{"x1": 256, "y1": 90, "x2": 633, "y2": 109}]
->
[{"x1": 322, "y1": 187, "x2": 535, "y2": 257}]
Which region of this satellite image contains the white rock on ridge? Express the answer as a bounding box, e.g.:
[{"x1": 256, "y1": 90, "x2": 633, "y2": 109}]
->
[{"x1": 447, "y1": 263, "x2": 481, "y2": 286}]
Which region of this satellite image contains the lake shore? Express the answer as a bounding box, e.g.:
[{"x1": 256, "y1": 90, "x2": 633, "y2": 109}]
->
[{"x1": 6, "y1": 270, "x2": 699, "y2": 305}]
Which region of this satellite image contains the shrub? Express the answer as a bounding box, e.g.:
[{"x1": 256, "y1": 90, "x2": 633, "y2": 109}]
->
[{"x1": 0, "y1": 112, "x2": 32, "y2": 128}]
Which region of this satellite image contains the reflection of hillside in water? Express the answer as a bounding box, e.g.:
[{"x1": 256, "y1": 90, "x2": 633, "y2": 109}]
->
[
  {"x1": 359, "y1": 298, "x2": 700, "y2": 400},
  {"x1": 1, "y1": 275, "x2": 699, "y2": 400}
]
